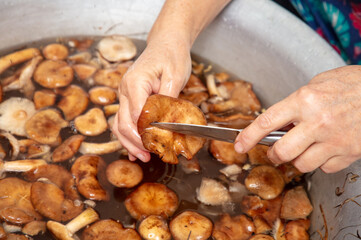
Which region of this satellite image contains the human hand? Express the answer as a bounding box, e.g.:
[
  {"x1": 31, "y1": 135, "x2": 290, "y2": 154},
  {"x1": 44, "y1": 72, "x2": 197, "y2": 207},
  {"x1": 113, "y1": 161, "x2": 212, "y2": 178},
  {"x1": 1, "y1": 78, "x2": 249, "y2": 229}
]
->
[
  {"x1": 112, "y1": 39, "x2": 192, "y2": 162},
  {"x1": 234, "y1": 65, "x2": 361, "y2": 173}
]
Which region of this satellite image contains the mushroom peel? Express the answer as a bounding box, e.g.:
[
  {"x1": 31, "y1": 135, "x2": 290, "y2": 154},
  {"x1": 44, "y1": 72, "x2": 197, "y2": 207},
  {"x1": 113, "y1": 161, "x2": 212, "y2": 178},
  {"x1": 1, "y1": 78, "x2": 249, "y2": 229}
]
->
[
  {"x1": 137, "y1": 94, "x2": 207, "y2": 164},
  {"x1": 0, "y1": 97, "x2": 36, "y2": 137},
  {"x1": 97, "y1": 35, "x2": 137, "y2": 62},
  {"x1": 47, "y1": 207, "x2": 99, "y2": 240},
  {"x1": 74, "y1": 108, "x2": 107, "y2": 136},
  {"x1": 57, "y1": 84, "x2": 89, "y2": 121},
  {"x1": 33, "y1": 60, "x2": 74, "y2": 88},
  {"x1": 0, "y1": 48, "x2": 40, "y2": 75}
]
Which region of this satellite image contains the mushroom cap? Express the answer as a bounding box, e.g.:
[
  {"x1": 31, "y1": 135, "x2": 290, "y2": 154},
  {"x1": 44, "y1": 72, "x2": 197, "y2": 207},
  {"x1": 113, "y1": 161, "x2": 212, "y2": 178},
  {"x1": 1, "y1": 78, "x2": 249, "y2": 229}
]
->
[
  {"x1": 182, "y1": 74, "x2": 207, "y2": 94},
  {"x1": 22, "y1": 220, "x2": 46, "y2": 236},
  {"x1": 0, "y1": 97, "x2": 36, "y2": 136},
  {"x1": 57, "y1": 85, "x2": 89, "y2": 120},
  {"x1": 33, "y1": 89, "x2": 56, "y2": 109},
  {"x1": 247, "y1": 145, "x2": 272, "y2": 166},
  {"x1": 25, "y1": 108, "x2": 68, "y2": 144},
  {"x1": 73, "y1": 64, "x2": 97, "y2": 81},
  {"x1": 98, "y1": 35, "x2": 137, "y2": 62},
  {"x1": 249, "y1": 234, "x2": 275, "y2": 240},
  {"x1": 47, "y1": 221, "x2": 73, "y2": 240},
  {"x1": 245, "y1": 165, "x2": 285, "y2": 200},
  {"x1": 276, "y1": 163, "x2": 303, "y2": 184},
  {"x1": 71, "y1": 155, "x2": 109, "y2": 201},
  {"x1": 93, "y1": 65, "x2": 128, "y2": 89},
  {"x1": 210, "y1": 140, "x2": 247, "y2": 165},
  {"x1": 138, "y1": 215, "x2": 171, "y2": 240},
  {"x1": 196, "y1": 178, "x2": 231, "y2": 206},
  {"x1": 0, "y1": 177, "x2": 42, "y2": 224},
  {"x1": 34, "y1": 60, "x2": 73, "y2": 88},
  {"x1": 284, "y1": 220, "x2": 310, "y2": 240},
  {"x1": 253, "y1": 216, "x2": 272, "y2": 235},
  {"x1": 42, "y1": 43, "x2": 69, "y2": 61},
  {"x1": 82, "y1": 219, "x2": 141, "y2": 240},
  {"x1": 280, "y1": 186, "x2": 313, "y2": 220},
  {"x1": 125, "y1": 183, "x2": 178, "y2": 220},
  {"x1": 212, "y1": 214, "x2": 255, "y2": 240},
  {"x1": 138, "y1": 94, "x2": 207, "y2": 164},
  {"x1": 170, "y1": 211, "x2": 213, "y2": 240},
  {"x1": 52, "y1": 134, "x2": 85, "y2": 162},
  {"x1": 74, "y1": 108, "x2": 107, "y2": 136},
  {"x1": 106, "y1": 159, "x2": 143, "y2": 188},
  {"x1": 89, "y1": 86, "x2": 117, "y2": 106}
]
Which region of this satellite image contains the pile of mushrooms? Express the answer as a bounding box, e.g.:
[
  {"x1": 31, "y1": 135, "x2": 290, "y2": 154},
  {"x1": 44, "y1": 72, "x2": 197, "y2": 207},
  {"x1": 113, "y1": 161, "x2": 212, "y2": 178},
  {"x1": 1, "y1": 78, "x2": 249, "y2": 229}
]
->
[{"x1": 0, "y1": 35, "x2": 313, "y2": 240}]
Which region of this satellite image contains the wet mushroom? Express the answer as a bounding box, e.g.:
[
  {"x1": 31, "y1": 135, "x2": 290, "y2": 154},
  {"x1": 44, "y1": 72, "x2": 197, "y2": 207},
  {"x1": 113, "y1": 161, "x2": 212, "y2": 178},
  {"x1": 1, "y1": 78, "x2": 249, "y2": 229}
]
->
[
  {"x1": 42, "y1": 43, "x2": 69, "y2": 61},
  {"x1": 206, "y1": 112, "x2": 255, "y2": 129},
  {"x1": 73, "y1": 64, "x2": 97, "y2": 81},
  {"x1": 6, "y1": 234, "x2": 29, "y2": 240},
  {"x1": 138, "y1": 215, "x2": 171, "y2": 240},
  {"x1": 82, "y1": 219, "x2": 141, "y2": 240},
  {"x1": 276, "y1": 163, "x2": 303, "y2": 184},
  {"x1": 245, "y1": 165, "x2": 285, "y2": 200},
  {"x1": 57, "y1": 84, "x2": 89, "y2": 120},
  {"x1": 106, "y1": 159, "x2": 143, "y2": 188},
  {"x1": 68, "y1": 38, "x2": 94, "y2": 51},
  {"x1": 0, "y1": 143, "x2": 5, "y2": 159},
  {"x1": 18, "y1": 56, "x2": 42, "y2": 99},
  {"x1": 52, "y1": 135, "x2": 85, "y2": 162},
  {"x1": 212, "y1": 214, "x2": 254, "y2": 240},
  {"x1": 22, "y1": 221, "x2": 46, "y2": 236},
  {"x1": 0, "y1": 159, "x2": 47, "y2": 177},
  {"x1": 253, "y1": 216, "x2": 272, "y2": 235},
  {"x1": 182, "y1": 74, "x2": 207, "y2": 94},
  {"x1": 210, "y1": 140, "x2": 247, "y2": 165},
  {"x1": 273, "y1": 219, "x2": 286, "y2": 240},
  {"x1": 71, "y1": 155, "x2": 109, "y2": 201},
  {"x1": 74, "y1": 108, "x2": 107, "y2": 136},
  {"x1": 34, "y1": 60, "x2": 73, "y2": 88},
  {"x1": 25, "y1": 108, "x2": 68, "y2": 145},
  {"x1": 248, "y1": 145, "x2": 273, "y2": 166},
  {"x1": 97, "y1": 35, "x2": 137, "y2": 62},
  {"x1": 196, "y1": 178, "x2": 231, "y2": 206},
  {"x1": 178, "y1": 156, "x2": 201, "y2": 174},
  {"x1": 0, "y1": 97, "x2": 36, "y2": 137},
  {"x1": 0, "y1": 84, "x2": 2, "y2": 103},
  {"x1": 0, "y1": 225, "x2": 5, "y2": 240},
  {"x1": 89, "y1": 86, "x2": 117, "y2": 106},
  {"x1": 0, "y1": 131, "x2": 20, "y2": 160},
  {"x1": 249, "y1": 234, "x2": 275, "y2": 240},
  {"x1": 179, "y1": 92, "x2": 209, "y2": 107},
  {"x1": 93, "y1": 64, "x2": 128, "y2": 89},
  {"x1": 78, "y1": 140, "x2": 123, "y2": 155},
  {"x1": 47, "y1": 207, "x2": 99, "y2": 240},
  {"x1": 33, "y1": 89, "x2": 56, "y2": 109},
  {"x1": 68, "y1": 52, "x2": 92, "y2": 64},
  {"x1": 0, "y1": 48, "x2": 40, "y2": 75},
  {"x1": 214, "y1": 72, "x2": 230, "y2": 83},
  {"x1": 170, "y1": 211, "x2": 213, "y2": 240},
  {"x1": 284, "y1": 219, "x2": 310, "y2": 240},
  {"x1": 103, "y1": 104, "x2": 119, "y2": 116},
  {"x1": 138, "y1": 94, "x2": 207, "y2": 164},
  {"x1": 280, "y1": 186, "x2": 313, "y2": 220},
  {"x1": 125, "y1": 183, "x2": 178, "y2": 220}
]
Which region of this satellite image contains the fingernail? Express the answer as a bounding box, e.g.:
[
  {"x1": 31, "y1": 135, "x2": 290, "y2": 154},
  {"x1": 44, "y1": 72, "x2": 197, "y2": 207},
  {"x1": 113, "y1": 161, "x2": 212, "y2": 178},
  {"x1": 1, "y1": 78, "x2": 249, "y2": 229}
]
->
[
  {"x1": 234, "y1": 142, "x2": 244, "y2": 153},
  {"x1": 136, "y1": 153, "x2": 146, "y2": 162}
]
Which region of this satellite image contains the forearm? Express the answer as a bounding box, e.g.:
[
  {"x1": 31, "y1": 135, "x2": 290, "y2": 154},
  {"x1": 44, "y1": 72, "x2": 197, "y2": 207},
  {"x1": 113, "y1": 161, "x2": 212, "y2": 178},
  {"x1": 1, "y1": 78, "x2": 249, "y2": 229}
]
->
[{"x1": 148, "y1": 0, "x2": 231, "y2": 48}]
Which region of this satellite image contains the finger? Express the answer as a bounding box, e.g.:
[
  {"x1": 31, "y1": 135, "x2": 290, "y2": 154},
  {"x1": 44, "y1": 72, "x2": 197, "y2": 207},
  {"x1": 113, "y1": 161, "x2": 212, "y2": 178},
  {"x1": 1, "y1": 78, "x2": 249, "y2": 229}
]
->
[
  {"x1": 267, "y1": 123, "x2": 315, "y2": 165},
  {"x1": 320, "y1": 156, "x2": 354, "y2": 173},
  {"x1": 235, "y1": 96, "x2": 299, "y2": 153},
  {"x1": 158, "y1": 69, "x2": 188, "y2": 97},
  {"x1": 128, "y1": 153, "x2": 136, "y2": 161},
  {"x1": 291, "y1": 143, "x2": 335, "y2": 173}
]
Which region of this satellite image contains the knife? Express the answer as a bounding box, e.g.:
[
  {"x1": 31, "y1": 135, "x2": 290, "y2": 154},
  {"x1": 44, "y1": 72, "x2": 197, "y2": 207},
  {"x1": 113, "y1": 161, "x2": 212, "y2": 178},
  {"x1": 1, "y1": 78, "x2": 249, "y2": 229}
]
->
[{"x1": 150, "y1": 122, "x2": 286, "y2": 146}]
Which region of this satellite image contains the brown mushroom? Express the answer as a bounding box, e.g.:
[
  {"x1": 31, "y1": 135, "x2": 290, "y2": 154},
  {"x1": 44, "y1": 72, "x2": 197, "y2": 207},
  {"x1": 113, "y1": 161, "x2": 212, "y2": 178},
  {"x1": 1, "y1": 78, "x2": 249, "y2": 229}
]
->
[
  {"x1": 0, "y1": 97, "x2": 36, "y2": 137},
  {"x1": 245, "y1": 165, "x2": 285, "y2": 200},
  {"x1": 0, "y1": 143, "x2": 5, "y2": 160},
  {"x1": 182, "y1": 74, "x2": 207, "y2": 94},
  {"x1": 280, "y1": 186, "x2": 313, "y2": 220},
  {"x1": 284, "y1": 219, "x2": 310, "y2": 240},
  {"x1": 74, "y1": 108, "x2": 107, "y2": 136},
  {"x1": 73, "y1": 64, "x2": 97, "y2": 81},
  {"x1": 89, "y1": 86, "x2": 117, "y2": 105},
  {"x1": 6, "y1": 234, "x2": 29, "y2": 240},
  {"x1": 0, "y1": 177, "x2": 43, "y2": 225},
  {"x1": 25, "y1": 108, "x2": 68, "y2": 145},
  {"x1": 93, "y1": 64, "x2": 128, "y2": 89},
  {"x1": 71, "y1": 155, "x2": 109, "y2": 201},
  {"x1": 78, "y1": 140, "x2": 123, "y2": 155},
  {"x1": 196, "y1": 178, "x2": 231, "y2": 206},
  {"x1": 253, "y1": 216, "x2": 272, "y2": 234},
  {"x1": 22, "y1": 221, "x2": 46, "y2": 236},
  {"x1": 0, "y1": 159, "x2": 47, "y2": 177},
  {"x1": 273, "y1": 219, "x2": 286, "y2": 240},
  {"x1": 57, "y1": 84, "x2": 89, "y2": 120},
  {"x1": 24, "y1": 164, "x2": 83, "y2": 222},
  {"x1": 138, "y1": 94, "x2": 207, "y2": 164},
  {"x1": 106, "y1": 159, "x2": 143, "y2": 188},
  {"x1": 178, "y1": 155, "x2": 201, "y2": 174},
  {"x1": 0, "y1": 132, "x2": 20, "y2": 160},
  {"x1": 138, "y1": 215, "x2": 171, "y2": 240},
  {"x1": 97, "y1": 35, "x2": 137, "y2": 62},
  {"x1": 247, "y1": 145, "x2": 273, "y2": 166},
  {"x1": 68, "y1": 38, "x2": 94, "y2": 51},
  {"x1": 68, "y1": 52, "x2": 92, "y2": 64},
  {"x1": 170, "y1": 211, "x2": 213, "y2": 240},
  {"x1": 179, "y1": 92, "x2": 209, "y2": 106},
  {"x1": 0, "y1": 84, "x2": 2, "y2": 103},
  {"x1": 219, "y1": 164, "x2": 243, "y2": 178},
  {"x1": 249, "y1": 234, "x2": 275, "y2": 240},
  {"x1": 33, "y1": 60, "x2": 73, "y2": 88},
  {"x1": 42, "y1": 43, "x2": 69, "y2": 60},
  {"x1": 210, "y1": 140, "x2": 247, "y2": 165},
  {"x1": 0, "y1": 225, "x2": 5, "y2": 240},
  {"x1": 82, "y1": 219, "x2": 141, "y2": 240},
  {"x1": 212, "y1": 214, "x2": 254, "y2": 240},
  {"x1": 0, "y1": 48, "x2": 40, "y2": 75},
  {"x1": 125, "y1": 183, "x2": 178, "y2": 220},
  {"x1": 276, "y1": 163, "x2": 303, "y2": 184},
  {"x1": 214, "y1": 72, "x2": 230, "y2": 83},
  {"x1": 47, "y1": 207, "x2": 99, "y2": 240},
  {"x1": 33, "y1": 89, "x2": 56, "y2": 109},
  {"x1": 52, "y1": 135, "x2": 85, "y2": 162},
  {"x1": 103, "y1": 104, "x2": 119, "y2": 116}
]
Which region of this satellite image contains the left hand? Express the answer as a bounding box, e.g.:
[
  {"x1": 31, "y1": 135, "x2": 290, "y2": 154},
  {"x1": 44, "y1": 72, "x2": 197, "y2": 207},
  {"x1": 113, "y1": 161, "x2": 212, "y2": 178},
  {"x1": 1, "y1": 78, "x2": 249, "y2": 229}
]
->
[{"x1": 234, "y1": 65, "x2": 361, "y2": 173}]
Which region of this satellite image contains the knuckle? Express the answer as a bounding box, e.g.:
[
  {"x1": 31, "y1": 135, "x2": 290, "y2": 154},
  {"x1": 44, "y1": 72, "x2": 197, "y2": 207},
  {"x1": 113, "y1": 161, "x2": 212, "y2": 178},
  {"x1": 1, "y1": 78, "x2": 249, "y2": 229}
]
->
[
  {"x1": 272, "y1": 144, "x2": 292, "y2": 163},
  {"x1": 256, "y1": 112, "x2": 273, "y2": 129},
  {"x1": 296, "y1": 86, "x2": 319, "y2": 106},
  {"x1": 293, "y1": 161, "x2": 313, "y2": 173}
]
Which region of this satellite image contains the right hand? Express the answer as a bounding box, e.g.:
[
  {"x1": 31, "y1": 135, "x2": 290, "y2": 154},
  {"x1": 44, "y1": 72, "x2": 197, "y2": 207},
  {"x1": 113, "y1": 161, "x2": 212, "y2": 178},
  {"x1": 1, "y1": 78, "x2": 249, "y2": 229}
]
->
[{"x1": 112, "y1": 39, "x2": 192, "y2": 162}]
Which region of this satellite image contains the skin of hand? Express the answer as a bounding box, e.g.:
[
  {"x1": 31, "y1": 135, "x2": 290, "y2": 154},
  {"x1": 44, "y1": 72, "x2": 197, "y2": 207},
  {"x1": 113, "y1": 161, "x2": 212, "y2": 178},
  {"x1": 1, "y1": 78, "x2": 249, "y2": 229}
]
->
[
  {"x1": 235, "y1": 65, "x2": 361, "y2": 173},
  {"x1": 112, "y1": 0, "x2": 231, "y2": 162}
]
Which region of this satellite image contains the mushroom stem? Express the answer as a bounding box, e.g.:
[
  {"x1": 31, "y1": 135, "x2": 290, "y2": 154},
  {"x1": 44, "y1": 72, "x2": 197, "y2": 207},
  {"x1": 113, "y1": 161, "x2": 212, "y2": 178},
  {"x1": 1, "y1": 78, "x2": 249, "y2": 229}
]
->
[
  {"x1": 0, "y1": 48, "x2": 41, "y2": 75},
  {"x1": 79, "y1": 141, "x2": 122, "y2": 155},
  {"x1": 103, "y1": 104, "x2": 119, "y2": 116},
  {"x1": 66, "y1": 208, "x2": 99, "y2": 234},
  {"x1": 1, "y1": 159, "x2": 47, "y2": 172},
  {"x1": 206, "y1": 74, "x2": 221, "y2": 97}
]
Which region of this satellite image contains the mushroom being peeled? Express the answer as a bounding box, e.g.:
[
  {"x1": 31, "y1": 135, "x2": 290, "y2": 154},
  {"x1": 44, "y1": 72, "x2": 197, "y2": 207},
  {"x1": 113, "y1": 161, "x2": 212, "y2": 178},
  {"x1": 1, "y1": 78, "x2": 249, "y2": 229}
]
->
[
  {"x1": 0, "y1": 97, "x2": 36, "y2": 137},
  {"x1": 206, "y1": 112, "x2": 255, "y2": 129},
  {"x1": 33, "y1": 89, "x2": 56, "y2": 109},
  {"x1": 25, "y1": 109, "x2": 68, "y2": 145},
  {"x1": 33, "y1": 60, "x2": 73, "y2": 88},
  {"x1": 82, "y1": 219, "x2": 141, "y2": 240},
  {"x1": 248, "y1": 145, "x2": 273, "y2": 166},
  {"x1": 138, "y1": 215, "x2": 171, "y2": 240},
  {"x1": 52, "y1": 135, "x2": 85, "y2": 162},
  {"x1": 0, "y1": 48, "x2": 40, "y2": 75},
  {"x1": 89, "y1": 86, "x2": 117, "y2": 106},
  {"x1": 57, "y1": 85, "x2": 89, "y2": 121},
  {"x1": 138, "y1": 94, "x2": 207, "y2": 164},
  {"x1": 71, "y1": 155, "x2": 109, "y2": 201},
  {"x1": 98, "y1": 35, "x2": 137, "y2": 62},
  {"x1": 212, "y1": 214, "x2": 254, "y2": 240},
  {"x1": 93, "y1": 64, "x2": 128, "y2": 89},
  {"x1": 42, "y1": 43, "x2": 69, "y2": 61},
  {"x1": 170, "y1": 211, "x2": 213, "y2": 240},
  {"x1": 210, "y1": 140, "x2": 247, "y2": 165},
  {"x1": 280, "y1": 186, "x2": 313, "y2": 220},
  {"x1": 106, "y1": 159, "x2": 143, "y2": 188},
  {"x1": 74, "y1": 108, "x2": 107, "y2": 136}
]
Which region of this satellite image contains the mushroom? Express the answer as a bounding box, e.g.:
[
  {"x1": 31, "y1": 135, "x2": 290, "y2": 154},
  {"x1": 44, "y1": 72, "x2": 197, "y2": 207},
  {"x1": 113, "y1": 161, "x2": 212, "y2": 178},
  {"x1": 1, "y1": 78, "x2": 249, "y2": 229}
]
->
[
  {"x1": 0, "y1": 143, "x2": 5, "y2": 159},
  {"x1": 253, "y1": 216, "x2": 272, "y2": 235},
  {"x1": 182, "y1": 74, "x2": 207, "y2": 94},
  {"x1": 124, "y1": 183, "x2": 178, "y2": 220},
  {"x1": 212, "y1": 214, "x2": 254, "y2": 240},
  {"x1": 57, "y1": 85, "x2": 89, "y2": 120},
  {"x1": 0, "y1": 131, "x2": 20, "y2": 160},
  {"x1": 103, "y1": 104, "x2": 119, "y2": 116},
  {"x1": 74, "y1": 108, "x2": 107, "y2": 136},
  {"x1": 244, "y1": 165, "x2": 285, "y2": 200},
  {"x1": 138, "y1": 215, "x2": 171, "y2": 240},
  {"x1": 68, "y1": 52, "x2": 92, "y2": 64},
  {"x1": 137, "y1": 94, "x2": 207, "y2": 164},
  {"x1": 68, "y1": 38, "x2": 94, "y2": 51},
  {"x1": 0, "y1": 84, "x2": 2, "y2": 103},
  {"x1": 33, "y1": 60, "x2": 73, "y2": 88},
  {"x1": 6, "y1": 234, "x2": 29, "y2": 240},
  {"x1": 205, "y1": 74, "x2": 222, "y2": 99},
  {"x1": 219, "y1": 164, "x2": 243, "y2": 178},
  {"x1": 93, "y1": 64, "x2": 128, "y2": 89},
  {"x1": 178, "y1": 155, "x2": 201, "y2": 174},
  {"x1": 249, "y1": 234, "x2": 275, "y2": 240},
  {"x1": 247, "y1": 145, "x2": 273, "y2": 166},
  {"x1": 106, "y1": 159, "x2": 143, "y2": 188},
  {"x1": 78, "y1": 140, "x2": 123, "y2": 155},
  {"x1": 97, "y1": 35, "x2": 137, "y2": 62},
  {"x1": 18, "y1": 56, "x2": 43, "y2": 99},
  {"x1": 22, "y1": 221, "x2": 46, "y2": 236},
  {"x1": 0, "y1": 159, "x2": 47, "y2": 177},
  {"x1": 206, "y1": 112, "x2": 255, "y2": 129},
  {"x1": 89, "y1": 86, "x2": 117, "y2": 106},
  {"x1": 52, "y1": 135, "x2": 85, "y2": 162},
  {"x1": 273, "y1": 219, "x2": 286, "y2": 240},
  {"x1": 210, "y1": 140, "x2": 247, "y2": 165},
  {"x1": 42, "y1": 43, "x2": 69, "y2": 60},
  {"x1": 0, "y1": 225, "x2": 5, "y2": 240},
  {"x1": 276, "y1": 163, "x2": 303, "y2": 184},
  {"x1": 280, "y1": 186, "x2": 313, "y2": 220},
  {"x1": 179, "y1": 92, "x2": 209, "y2": 106},
  {"x1": 71, "y1": 155, "x2": 109, "y2": 201},
  {"x1": 196, "y1": 178, "x2": 231, "y2": 206},
  {"x1": 284, "y1": 219, "x2": 310, "y2": 240},
  {"x1": 214, "y1": 72, "x2": 230, "y2": 83},
  {"x1": 0, "y1": 177, "x2": 43, "y2": 225},
  {"x1": 33, "y1": 89, "x2": 56, "y2": 109},
  {"x1": 24, "y1": 164, "x2": 84, "y2": 222},
  {"x1": 82, "y1": 219, "x2": 141, "y2": 240},
  {"x1": 0, "y1": 48, "x2": 40, "y2": 75},
  {"x1": 2, "y1": 222, "x2": 22, "y2": 233},
  {"x1": 24, "y1": 143, "x2": 51, "y2": 159},
  {"x1": 170, "y1": 211, "x2": 213, "y2": 240},
  {"x1": 25, "y1": 108, "x2": 68, "y2": 145},
  {"x1": 73, "y1": 64, "x2": 97, "y2": 81},
  {"x1": 47, "y1": 207, "x2": 99, "y2": 240},
  {"x1": 0, "y1": 97, "x2": 36, "y2": 137}
]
